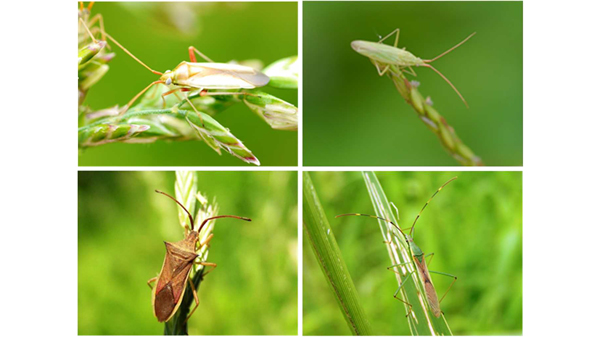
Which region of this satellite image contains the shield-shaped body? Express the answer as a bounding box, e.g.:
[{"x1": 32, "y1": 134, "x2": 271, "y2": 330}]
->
[{"x1": 152, "y1": 238, "x2": 198, "y2": 322}]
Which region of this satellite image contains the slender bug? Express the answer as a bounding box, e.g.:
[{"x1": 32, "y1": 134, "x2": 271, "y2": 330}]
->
[
  {"x1": 103, "y1": 31, "x2": 270, "y2": 120},
  {"x1": 336, "y1": 177, "x2": 458, "y2": 318},
  {"x1": 148, "y1": 190, "x2": 251, "y2": 323},
  {"x1": 352, "y1": 29, "x2": 475, "y2": 107}
]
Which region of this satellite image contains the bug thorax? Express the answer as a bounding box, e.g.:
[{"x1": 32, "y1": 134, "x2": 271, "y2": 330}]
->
[{"x1": 405, "y1": 234, "x2": 424, "y2": 256}]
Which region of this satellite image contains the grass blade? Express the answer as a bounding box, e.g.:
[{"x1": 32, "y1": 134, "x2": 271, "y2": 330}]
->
[
  {"x1": 362, "y1": 171, "x2": 452, "y2": 335},
  {"x1": 303, "y1": 172, "x2": 373, "y2": 335}
]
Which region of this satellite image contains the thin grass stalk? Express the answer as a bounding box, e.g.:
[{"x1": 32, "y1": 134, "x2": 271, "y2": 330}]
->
[
  {"x1": 362, "y1": 171, "x2": 452, "y2": 335},
  {"x1": 303, "y1": 172, "x2": 373, "y2": 335},
  {"x1": 386, "y1": 66, "x2": 482, "y2": 166},
  {"x1": 164, "y1": 171, "x2": 219, "y2": 335}
]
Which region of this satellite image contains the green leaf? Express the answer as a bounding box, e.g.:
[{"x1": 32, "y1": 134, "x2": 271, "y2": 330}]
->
[{"x1": 303, "y1": 172, "x2": 373, "y2": 335}]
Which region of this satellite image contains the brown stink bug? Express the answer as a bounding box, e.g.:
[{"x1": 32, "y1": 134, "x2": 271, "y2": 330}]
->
[{"x1": 148, "y1": 190, "x2": 251, "y2": 322}]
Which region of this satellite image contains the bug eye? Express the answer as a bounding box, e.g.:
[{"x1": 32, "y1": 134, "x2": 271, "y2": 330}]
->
[{"x1": 165, "y1": 78, "x2": 172, "y2": 85}]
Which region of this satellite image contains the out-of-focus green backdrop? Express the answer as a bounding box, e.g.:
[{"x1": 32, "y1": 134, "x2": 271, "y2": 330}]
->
[
  {"x1": 303, "y1": 2, "x2": 522, "y2": 166},
  {"x1": 303, "y1": 172, "x2": 522, "y2": 335},
  {"x1": 79, "y1": 2, "x2": 298, "y2": 166},
  {"x1": 78, "y1": 171, "x2": 297, "y2": 335}
]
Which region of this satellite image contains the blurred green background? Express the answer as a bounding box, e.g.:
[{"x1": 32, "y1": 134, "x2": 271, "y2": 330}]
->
[
  {"x1": 303, "y1": 172, "x2": 522, "y2": 335},
  {"x1": 78, "y1": 171, "x2": 297, "y2": 335},
  {"x1": 79, "y1": 2, "x2": 298, "y2": 166},
  {"x1": 303, "y1": 2, "x2": 522, "y2": 166}
]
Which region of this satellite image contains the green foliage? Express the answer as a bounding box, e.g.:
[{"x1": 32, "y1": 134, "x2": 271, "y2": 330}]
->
[
  {"x1": 78, "y1": 171, "x2": 298, "y2": 335},
  {"x1": 303, "y1": 1, "x2": 523, "y2": 166},
  {"x1": 303, "y1": 172, "x2": 522, "y2": 335},
  {"x1": 303, "y1": 173, "x2": 373, "y2": 335}
]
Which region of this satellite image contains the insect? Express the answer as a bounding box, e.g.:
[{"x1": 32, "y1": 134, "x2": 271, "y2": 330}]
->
[
  {"x1": 351, "y1": 29, "x2": 476, "y2": 107},
  {"x1": 148, "y1": 190, "x2": 251, "y2": 323},
  {"x1": 103, "y1": 31, "x2": 270, "y2": 118},
  {"x1": 336, "y1": 177, "x2": 458, "y2": 318}
]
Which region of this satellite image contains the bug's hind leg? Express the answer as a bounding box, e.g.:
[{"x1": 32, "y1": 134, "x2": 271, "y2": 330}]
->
[
  {"x1": 188, "y1": 46, "x2": 215, "y2": 63},
  {"x1": 428, "y1": 270, "x2": 457, "y2": 304}
]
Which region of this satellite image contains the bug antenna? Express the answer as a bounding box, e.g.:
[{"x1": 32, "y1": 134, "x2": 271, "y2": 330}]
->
[
  {"x1": 197, "y1": 215, "x2": 252, "y2": 233},
  {"x1": 155, "y1": 190, "x2": 195, "y2": 231},
  {"x1": 422, "y1": 64, "x2": 468, "y2": 108},
  {"x1": 426, "y1": 32, "x2": 476, "y2": 63},
  {"x1": 104, "y1": 32, "x2": 163, "y2": 76},
  {"x1": 410, "y1": 177, "x2": 458, "y2": 237},
  {"x1": 336, "y1": 213, "x2": 403, "y2": 233}
]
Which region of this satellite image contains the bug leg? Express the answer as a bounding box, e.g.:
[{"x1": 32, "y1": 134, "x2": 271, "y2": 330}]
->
[
  {"x1": 378, "y1": 28, "x2": 400, "y2": 48},
  {"x1": 188, "y1": 46, "x2": 215, "y2": 63},
  {"x1": 197, "y1": 261, "x2": 217, "y2": 276},
  {"x1": 119, "y1": 80, "x2": 165, "y2": 115},
  {"x1": 86, "y1": 13, "x2": 108, "y2": 46},
  {"x1": 405, "y1": 66, "x2": 418, "y2": 77},
  {"x1": 184, "y1": 94, "x2": 205, "y2": 126},
  {"x1": 147, "y1": 277, "x2": 157, "y2": 289},
  {"x1": 161, "y1": 87, "x2": 187, "y2": 109},
  {"x1": 428, "y1": 270, "x2": 457, "y2": 304},
  {"x1": 184, "y1": 277, "x2": 200, "y2": 324},
  {"x1": 374, "y1": 61, "x2": 390, "y2": 76},
  {"x1": 391, "y1": 270, "x2": 416, "y2": 317},
  {"x1": 386, "y1": 261, "x2": 412, "y2": 276},
  {"x1": 425, "y1": 252, "x2": 435, "y2": 267},
  {"x1": 198, "y1": 233, "x2": 214, "y2": 248}
]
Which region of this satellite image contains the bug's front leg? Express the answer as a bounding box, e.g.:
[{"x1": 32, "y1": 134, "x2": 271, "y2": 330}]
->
[
  {"x1": 161, "y1": 87, "x2": 187, "y2": 109},
  {"x1": 378, "y1": 28, "x2": 400, "y2": 48},
  {"x1": 147, "y1": 276, "x2": 157, "y2": 289}
]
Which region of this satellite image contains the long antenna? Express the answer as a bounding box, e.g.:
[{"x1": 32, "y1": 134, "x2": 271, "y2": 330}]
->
[
  {"x1": 425, "y1": 32, "x2": 476, "y2": 63},
  {"x1": 197, "y1": 215, "x2": 252, "y2": 233},
  {"x1": 422, "y1": 63, "x2": 469, "y2": 108},
  {"x1": 104, "y1": 32, "x2": 163, "y2": 76},
  {"x1": 336, "y1": 213, "x2": 403, "y2": 233},
  {"x1": 409, "y1": 177, "x2": 457, "y2": 237},
  {"x1": 155, "y1": 190, "x2": 195, "y2": 230}
]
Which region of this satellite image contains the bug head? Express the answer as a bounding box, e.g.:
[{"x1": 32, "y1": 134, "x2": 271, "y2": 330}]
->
[{"x1": 160, "y1": 70, "x2": 175, "y2": 86}]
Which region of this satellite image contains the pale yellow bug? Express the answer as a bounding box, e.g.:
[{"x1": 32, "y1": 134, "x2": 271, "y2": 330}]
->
[
  {"x1": 103, "y1": 33, "x2": 270, "y2": 118},
  {"x1": 352, "y1": 29, "x2": 476, "y2": 107}
]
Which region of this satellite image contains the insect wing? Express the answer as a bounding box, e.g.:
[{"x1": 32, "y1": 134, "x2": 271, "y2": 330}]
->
[
  {"x1": 414, "y1": 256, "x2": 441, "y2": 317},
  {"x1": 180, "y1": 62, "x2": 269, "y2": 89},
  {"x1": 153, "y1": 241, "x2": 197, "y2": 322}
]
